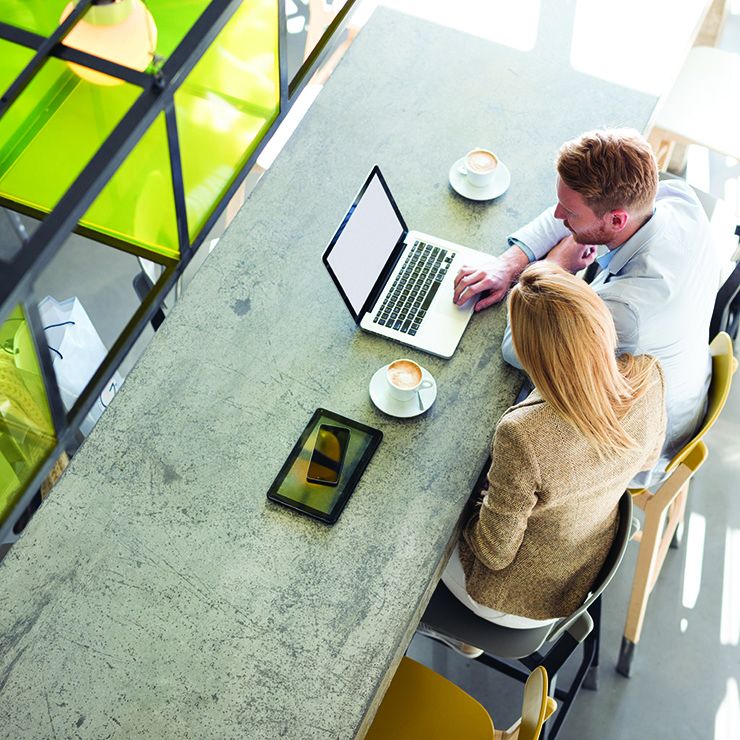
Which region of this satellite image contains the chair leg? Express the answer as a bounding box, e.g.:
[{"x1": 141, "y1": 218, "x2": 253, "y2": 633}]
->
[
  {"x1": 647, "y1": 127, "x2": 675, "y2": 172},
  {"x1": 617, "y1": 637, "x2": 636, "y2": 677},
  {"x1": 582, "y1": 598, "x2": 602, "y2": 691},
  {"x1": 669, "y1": 484, "x2": 689, "y2": 549},
  {"x1": 621, "y1": 500, "x2": 664, "y2": 672},
  {"x1": 544, "y1": 632, "x2": 597, "y2": 739},
  {"x1": 621, "y1": 470, "x2": 691, "y2": 675}
]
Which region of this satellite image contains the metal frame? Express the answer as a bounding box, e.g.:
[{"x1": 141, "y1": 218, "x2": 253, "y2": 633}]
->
[{"x1": 0, "y1": 0, "x2": 360, "y2": 543}]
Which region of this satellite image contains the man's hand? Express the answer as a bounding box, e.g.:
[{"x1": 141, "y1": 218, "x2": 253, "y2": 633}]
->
[
  {"x1": 545, "y1": 235, "x2": 598, "y2": 274},
  {"x1": 453, "y1": 246, "x2": 529, "y2": 311}
]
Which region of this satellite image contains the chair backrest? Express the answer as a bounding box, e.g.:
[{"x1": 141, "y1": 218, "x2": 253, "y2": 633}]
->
[
  {"x1": 710, "y1": 263, "x2": 740, "y2": 341},
  {"x1": 518, "y1": 666, "x2": 550, "y2": 740},
  {"x1": 665, "y1": 332, "x2": 737, "y2": 474},
  {"x1": 546, "y1": 491, "x2": 634, "y2": 643}
]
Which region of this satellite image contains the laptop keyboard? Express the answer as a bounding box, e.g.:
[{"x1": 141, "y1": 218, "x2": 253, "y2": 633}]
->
[{"x1": 373, "y1": 240, "x2": 455, "y2": 335}]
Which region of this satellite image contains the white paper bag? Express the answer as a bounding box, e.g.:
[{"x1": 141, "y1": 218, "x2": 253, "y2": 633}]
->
[{"x1": 39, "y1": 296, "x2": 123, "y2": 437}]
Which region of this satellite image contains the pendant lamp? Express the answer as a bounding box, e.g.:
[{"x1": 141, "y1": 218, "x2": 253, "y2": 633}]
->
[{"x1": 60, "y1": 0, "x2": 158, "y2": 86}]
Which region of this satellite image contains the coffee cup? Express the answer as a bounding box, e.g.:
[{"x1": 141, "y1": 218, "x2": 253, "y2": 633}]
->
[
  {"x1": 386, "y1": 359, "x2": 434, "y2": 402},
  {"x1": 460, "y1": 148, "x2": 498, "y2": 188}
]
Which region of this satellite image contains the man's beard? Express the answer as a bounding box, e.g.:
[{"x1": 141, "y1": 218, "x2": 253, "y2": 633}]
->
[{"x1": 565, "y1": 222, "x2": 611, "y2": 245}]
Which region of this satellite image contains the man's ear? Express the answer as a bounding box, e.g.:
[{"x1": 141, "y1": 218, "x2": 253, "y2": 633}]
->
[{"x1": 609, "y1": 209, "x2": 629, "y2": 231}]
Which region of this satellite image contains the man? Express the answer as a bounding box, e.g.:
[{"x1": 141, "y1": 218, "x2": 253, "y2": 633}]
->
[{"x1": 454, "y1": 128, "x2": 721, "y2": 485}]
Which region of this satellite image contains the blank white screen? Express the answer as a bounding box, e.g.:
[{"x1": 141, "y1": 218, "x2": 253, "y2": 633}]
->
[{"x1": 326, "y1": 173, "x2": 405, "y2": 315}]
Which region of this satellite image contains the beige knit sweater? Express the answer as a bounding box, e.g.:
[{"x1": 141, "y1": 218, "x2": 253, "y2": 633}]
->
[{"x1": 459, "y1": 359, "x2": 666, "y2": 620}]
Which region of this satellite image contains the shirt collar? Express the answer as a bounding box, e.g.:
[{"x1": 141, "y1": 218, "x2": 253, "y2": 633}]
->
[{"x1": 596, "y1": 248, "x2": 617, "y2": 271}]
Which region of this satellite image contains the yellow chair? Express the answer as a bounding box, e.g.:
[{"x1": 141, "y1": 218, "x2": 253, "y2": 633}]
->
[
  {"x1": 617, "y1": 331, "x2": 738, "y2": 676},
  {"x1": 365, "y1": 659, "x2": 556, "y2": 740}
]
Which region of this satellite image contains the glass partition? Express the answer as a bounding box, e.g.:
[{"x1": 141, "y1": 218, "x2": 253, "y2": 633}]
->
[
  {"x1": 0, "y1": 306, "x2": 56, "y2": 527},
  {"x1": 0, "y1": 0, "x2": 359, "y2": 540},
  {"x1": 175, "y1": 0, "x2": 280, "y2": 240}
]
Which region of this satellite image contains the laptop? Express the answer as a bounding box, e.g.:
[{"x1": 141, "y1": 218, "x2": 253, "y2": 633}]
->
[{"x1": 322, "y1": 165, "x2": 489, "y2": 358}]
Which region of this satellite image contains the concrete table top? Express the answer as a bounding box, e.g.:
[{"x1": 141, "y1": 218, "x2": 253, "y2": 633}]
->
[{"x1": 0, "y1": 5, "x2": 702, "y2": 739}]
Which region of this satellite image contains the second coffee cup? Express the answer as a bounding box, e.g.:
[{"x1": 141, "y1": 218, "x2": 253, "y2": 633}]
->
[
  {"x1": 461, "y1": 148, "x2": 498, "y2": 187},
  {"x1": 386, "y1": 359, "x2": 434, "y2": 402}
]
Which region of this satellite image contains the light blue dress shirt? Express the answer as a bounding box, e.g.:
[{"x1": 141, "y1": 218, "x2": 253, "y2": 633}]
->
[{"x1": 501, "y1": 180, "x2": 722, "y2": 487}]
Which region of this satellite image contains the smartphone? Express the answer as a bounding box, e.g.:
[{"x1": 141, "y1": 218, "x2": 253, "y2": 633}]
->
[{"x1": 306, "y1": 424, "x2": 350, "y2": 486}]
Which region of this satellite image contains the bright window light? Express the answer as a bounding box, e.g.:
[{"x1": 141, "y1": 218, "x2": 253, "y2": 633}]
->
[
  {"x1": 715, "y1": 678, "x2": 740, "y2": 740},
  {"x1": 720, "y1": 527, "x2": 740, "y2": 646},
  {"x1": 570, "y1": 0, "x2": 710, "y2": 95},
  {"x1": 724, "y1": 177, "x2": 739, "y2": 218},
  {"x1": 686, "y1": 145, "x2": 711, "y2": 193},
  {"x1": 682, "y1": 512, "x2": 706, "y2": 610},
  {"x1": 378, "y1": 0, "x2": 541, "y2": 51}
]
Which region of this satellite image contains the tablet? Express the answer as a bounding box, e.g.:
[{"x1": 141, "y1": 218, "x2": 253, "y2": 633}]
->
[{"x1": 266, "y1": 409, "x2": 382, "y2": 524}]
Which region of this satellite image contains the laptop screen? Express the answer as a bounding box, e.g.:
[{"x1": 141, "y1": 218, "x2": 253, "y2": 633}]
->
[{"x1": 324, "y1": 169, "x2": 406, "y2": 317}]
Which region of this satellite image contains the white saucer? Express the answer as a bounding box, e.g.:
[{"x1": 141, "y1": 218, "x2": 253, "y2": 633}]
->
[
  {"x1": 448, "y1": 157, "x2": 511, "y2": 201},
  {"x1": 369, "y1": 365, "x2": 437, "y2": 418}
]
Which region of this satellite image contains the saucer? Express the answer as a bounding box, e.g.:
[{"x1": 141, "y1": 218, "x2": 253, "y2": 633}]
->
[
  {"x1": 448, "y1": 157, "x2": 511, "y2": 201},
  {"x1": 369, "y1": 365, "x2": 437, "y2": 418}
]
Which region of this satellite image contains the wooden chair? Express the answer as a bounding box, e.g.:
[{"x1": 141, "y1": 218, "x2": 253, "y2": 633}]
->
[
  {"x1": 618, "y1": 331, "x2": 738, "y2": 676},
  {"x1": 648, "y1": 46, "x2": 740, "y2": 171},
  {"x1": 365, "y1": 659, "x2": 556, "y2": 740}
]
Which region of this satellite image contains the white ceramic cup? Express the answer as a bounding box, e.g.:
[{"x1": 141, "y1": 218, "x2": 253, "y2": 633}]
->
[
  {"x1": 460, "y1": 148, "x2": 498, "y2": 187},
  {"x1": 386, "y1": 359, "x2": 434, "y2": 402}
]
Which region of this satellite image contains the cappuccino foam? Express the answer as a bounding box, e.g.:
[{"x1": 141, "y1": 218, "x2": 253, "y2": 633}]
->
[
  {"x1": 467, "y1": 150, "x2": 498, "y2": 173},
  {"x1": 388, "y1": 360, "x2": 422, "y2": 389}
]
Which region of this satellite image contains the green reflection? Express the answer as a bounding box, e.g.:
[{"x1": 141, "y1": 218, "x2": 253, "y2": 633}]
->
[
  {"x1": 0, "y1": 307, "x2": 56, "y2": 525},
  {"x1": 0, "y1": 0, "x2": 278, "y2": 259},
  {"x1": 0, "y1": 38, "x2": 34, "y2": 93},
  {"x1": 176, "y1": 0, "x2": 280, "y2": 240}
]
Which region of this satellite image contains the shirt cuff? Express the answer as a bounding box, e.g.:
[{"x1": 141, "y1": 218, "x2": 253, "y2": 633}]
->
[{"x1": 507, "y1": 237, "x2": 536, "y2": 263}]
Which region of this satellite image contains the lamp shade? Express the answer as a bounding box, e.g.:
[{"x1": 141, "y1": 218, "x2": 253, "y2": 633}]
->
[{"x1": 60, "y1": 0, "x2": 157, "y2": 85}]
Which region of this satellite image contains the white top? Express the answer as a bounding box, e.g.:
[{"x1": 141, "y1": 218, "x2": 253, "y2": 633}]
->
[{"x1": 502, "y1": 180, "x2": 722, "y2": 486}]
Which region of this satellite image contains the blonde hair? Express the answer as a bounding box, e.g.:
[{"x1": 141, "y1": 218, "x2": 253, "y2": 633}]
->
[
  {"x1": 556, "y1": 128, "x2": 658, "y2": 216},
  {"x1": 508, "y1": 263, "x2": 657, "y2": 456}
]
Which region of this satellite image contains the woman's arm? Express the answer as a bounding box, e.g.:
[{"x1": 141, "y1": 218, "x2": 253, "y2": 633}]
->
[{"x1": 463, "y1": 416, "x2": 540, "y2": 571}]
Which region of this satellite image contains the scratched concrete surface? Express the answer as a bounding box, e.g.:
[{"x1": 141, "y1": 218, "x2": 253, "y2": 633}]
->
[{"x1": 0, "y1": 7, "x2": 655, "y2": 739}]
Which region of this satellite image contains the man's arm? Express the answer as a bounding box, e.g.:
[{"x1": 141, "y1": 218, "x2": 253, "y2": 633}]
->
[
  {"x1": 453, "y1": 244, "x2": 529, "y2": 311},
  {"x1": 453, "y1": 206, "x2": 575, "y2": 310}
]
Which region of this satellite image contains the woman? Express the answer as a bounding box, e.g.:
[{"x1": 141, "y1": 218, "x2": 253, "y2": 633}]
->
[{"x1": 429, "y1": 262, "x2": 666, "y2": 655}]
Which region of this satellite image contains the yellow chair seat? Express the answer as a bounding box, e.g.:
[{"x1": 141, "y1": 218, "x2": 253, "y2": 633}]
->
[
  {"x1": 365, "y1": 657, "x2": 494, "y2": 740},
  {"x1": 366, "y1": 659, "x2": 555, "y2": 740}
]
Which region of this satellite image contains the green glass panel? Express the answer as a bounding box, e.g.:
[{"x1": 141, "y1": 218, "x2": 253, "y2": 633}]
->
[
  {"x1": 0, "y1": 1, "x2": 209, "y2": 59},
  {"x1": 84, "y1": 111, "x2": 179, "y2": 259},
  {"x1": 175, "y1": 0, "x2": 280, "y2": 241},
  {"x1": 0, "y1": 306, "x2": 56, "y2": 526},
  {"x1": 0, "y1": 39, "x2": 34, "y2": 93},
  {"x1": 0, "y1": 56, "x2": 139, "y2": 214},
  {"x1": 0, "y1": 56, "x2": 179, "y2": 259},
  {"x1": 0, "y1": 0, "x2": 68, "y2": 36}
]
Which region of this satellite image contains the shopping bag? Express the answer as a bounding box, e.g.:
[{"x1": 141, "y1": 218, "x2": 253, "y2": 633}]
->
[{"x1": 39, "y1": 296, "x2": 123, "y2": 437}]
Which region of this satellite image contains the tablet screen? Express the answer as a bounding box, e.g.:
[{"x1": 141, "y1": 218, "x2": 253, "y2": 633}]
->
[{"x1": 266, "y1": 409, "x2": 382, "y2": 523}]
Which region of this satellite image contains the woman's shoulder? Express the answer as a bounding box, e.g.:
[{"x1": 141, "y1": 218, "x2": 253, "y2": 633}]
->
[
  {"x1": 636, "y1": 355, "x2": 666, "y2": 401},
  {"x1": 623, "y1": 355, "x2": 666, "y2": 425},
  {"x1": 498, "y1": 389, "x2": 561, "y2": 439}
]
